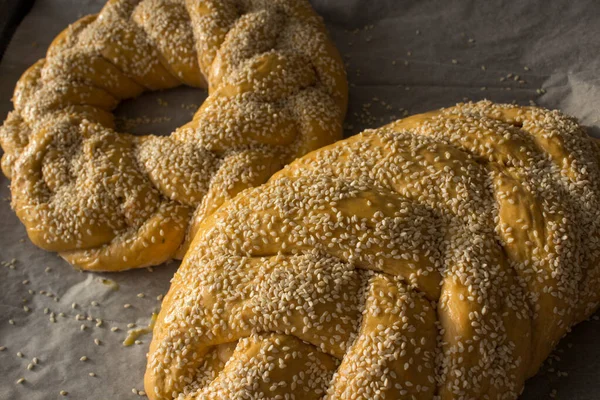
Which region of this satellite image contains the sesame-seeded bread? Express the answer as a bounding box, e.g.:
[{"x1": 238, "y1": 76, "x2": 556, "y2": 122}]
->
[
  {"x1": 0, "y1": 0, "x2": 348, "y2": 271},
  {"x1": 146, "y1": 101, "x2": 600, "y2": 399}
]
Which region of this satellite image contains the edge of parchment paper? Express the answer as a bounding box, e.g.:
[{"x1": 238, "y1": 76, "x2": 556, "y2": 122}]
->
[{"x1": 0, "y1": 0, "x2": 36, "y2": 62}]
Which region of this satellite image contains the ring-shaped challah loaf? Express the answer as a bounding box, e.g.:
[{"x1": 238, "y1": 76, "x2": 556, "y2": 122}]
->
[
  {"x1": 0, "y1": 0, "x2": 347, "y2": 271},
  {"x1": 146, "y1": 101, "x2": 600, "y2": 399}
]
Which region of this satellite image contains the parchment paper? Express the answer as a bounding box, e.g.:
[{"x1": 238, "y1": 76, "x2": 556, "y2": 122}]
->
[{"x1": 1, "y1": 0, "x2": 600, "y2": 398}]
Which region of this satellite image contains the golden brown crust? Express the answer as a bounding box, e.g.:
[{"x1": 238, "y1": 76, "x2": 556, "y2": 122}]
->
[
  {"x1": 147, "y1": 101, "x2": 600, "y2": 399},
  {"x1": 0, "y1": 0, "x2": 347, "y2": 271}
]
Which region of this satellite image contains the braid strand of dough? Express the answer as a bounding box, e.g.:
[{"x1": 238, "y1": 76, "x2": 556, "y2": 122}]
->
[
  {"x1": 0, "y1": 0, "x2": 347, "y2": 271},
  {"x1": 146, "y1": 101, "x2": 600, "y2": 399}
]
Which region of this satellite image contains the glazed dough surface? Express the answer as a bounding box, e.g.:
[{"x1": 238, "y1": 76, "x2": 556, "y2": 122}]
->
[
  {"x1": 0, "y1": 0, "x2": 347, "y2": 271},
  {"x1": 146, "y1": 101, "x2": 600, "y2": 399}
]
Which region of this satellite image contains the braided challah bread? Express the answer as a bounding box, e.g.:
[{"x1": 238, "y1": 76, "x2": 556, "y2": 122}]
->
[
  {"x1": 0, "y1": 0, "x2": 347, "y2": 271},
  {"x1": 146, "y1": 101, "x2": 600, "y2": 399}
]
